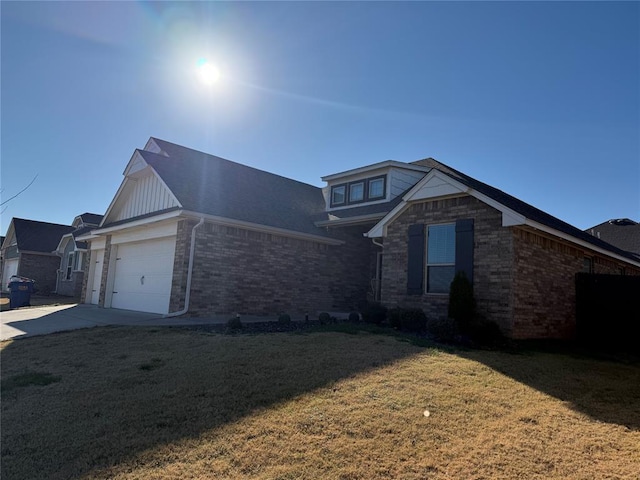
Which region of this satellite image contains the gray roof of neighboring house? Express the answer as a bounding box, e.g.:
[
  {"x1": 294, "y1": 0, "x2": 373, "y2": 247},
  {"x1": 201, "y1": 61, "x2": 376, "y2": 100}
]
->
[
  {"x1": 78, "y1": 213, "x2": 103, "y2": 226},
  {"x1": 415, "y1": 159, "x2": 640, "y2": 263},
  {"x1": 584, "y1": 219, "x2": 640, "y2": 256},
  {"x1": 140, "y1": 139, "x2": 330, "y2": 237},
  {"x1": 11, "y1": 218, "x2": 74, "y2": 253}
]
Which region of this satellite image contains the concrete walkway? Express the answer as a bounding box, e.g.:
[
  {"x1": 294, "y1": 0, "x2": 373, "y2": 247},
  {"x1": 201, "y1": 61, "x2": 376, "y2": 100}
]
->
[{"x1": 0, "y1": 304, "x2": 281, "y2": 341}]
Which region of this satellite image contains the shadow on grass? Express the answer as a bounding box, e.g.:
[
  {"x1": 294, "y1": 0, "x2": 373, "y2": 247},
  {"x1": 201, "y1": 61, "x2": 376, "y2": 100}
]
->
[
  {"x1": 457, "y1": 341, "x2": 640, "y2": 431},
  {"x1": 0, "y1": 325, "x2": 429, "y2": 480}
]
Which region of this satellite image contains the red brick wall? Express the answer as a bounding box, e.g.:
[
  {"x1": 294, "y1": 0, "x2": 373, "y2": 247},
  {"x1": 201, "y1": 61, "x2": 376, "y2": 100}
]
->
[
  {"x1": 169, "y1": 220, "x2": 374, "y2": 317},
  {"x1": 18, "y1": 253, "x2": 60, "y2": 294},
  {"x1": 511, "y1": 227, "x2": 639, "y2": 339},
  {"x1": 380, "y1": 195, "x2": 515, "y2": 334}
]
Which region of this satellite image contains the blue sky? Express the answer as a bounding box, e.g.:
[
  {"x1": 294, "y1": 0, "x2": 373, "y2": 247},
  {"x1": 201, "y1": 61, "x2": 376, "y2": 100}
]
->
[{"x1": 1, "y1": 1, "x2": 638, "y2": 235}]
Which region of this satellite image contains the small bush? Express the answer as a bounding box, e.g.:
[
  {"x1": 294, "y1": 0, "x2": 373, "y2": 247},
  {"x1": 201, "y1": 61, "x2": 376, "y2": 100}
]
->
[
  {"x1": 361, "y1": 302, "x2": 388, "y2": 325},
  {"x1": 226, "y1": 317, "x2": 243, "y2": 330},
  {"x1": 426, "y1": 317, "x2": 459, "y2": 343},
  {"x1": 400, "y1": 308, "x2": 428, "y2": 332},
  {"x1": 388, "y1": 307, "x2": 402, "y2": 330},
  {"x1": 318, "y1": 312, "x2": 331, "y2": 324},
  {"x1": 348, "y1": 311, "x2": 360, "y2": 322},
  {"x1": 467, "y1": 318, "x2": 505, "y2": 347},
  {"x1": 278, "y1": 313, "x2": 292, "y2": 325}
]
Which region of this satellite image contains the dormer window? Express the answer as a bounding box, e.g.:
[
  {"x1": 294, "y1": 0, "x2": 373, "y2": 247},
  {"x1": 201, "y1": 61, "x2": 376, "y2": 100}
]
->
[
  {"x1": 331, "y1": 185, "x2": 346, "y2": 206},
  {"x1": 349, "y1": 182, "x2": 364, "y2": 202},
  {"x1": 368, "y1": 177, "x2": 385, "y2": 199},
  {"x1": 330, "y1": 175, "x2": 387, "y2": 207}
]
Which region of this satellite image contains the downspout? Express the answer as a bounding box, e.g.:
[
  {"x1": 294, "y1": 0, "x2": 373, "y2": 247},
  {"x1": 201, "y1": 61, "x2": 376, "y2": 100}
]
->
[
  {"x1": 371, "y1": 237, "x2": 384, "y2": 302},
  {"x1": 165, "y1": 217, "x2": 205, "y2": 318}
]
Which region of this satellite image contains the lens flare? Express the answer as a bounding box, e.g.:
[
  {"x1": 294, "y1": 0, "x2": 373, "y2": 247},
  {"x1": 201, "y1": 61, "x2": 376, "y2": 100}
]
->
[{"x1": 197, "y1": 59, "x2": 220, "y2": 85}]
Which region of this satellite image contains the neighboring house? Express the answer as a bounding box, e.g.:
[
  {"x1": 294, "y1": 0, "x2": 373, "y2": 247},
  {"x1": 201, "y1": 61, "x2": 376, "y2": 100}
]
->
[
  {"x1": 79, "y1": 138, "x2": 640, "y2": 339},
  {"x1": 585, "y1": 219, "x2": 640, "y2": 258},
  {"x1": 1, "y1": 219, "x2": 75, "y2": 293},
  {"x1": 54, "y1": 213, "x2": 103, "y2": 297}
]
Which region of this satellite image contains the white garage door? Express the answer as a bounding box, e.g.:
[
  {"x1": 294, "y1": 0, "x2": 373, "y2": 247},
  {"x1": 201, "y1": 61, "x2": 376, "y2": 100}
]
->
[
  {"x1": 111, "y1": 237, "x2": 176, "y2": 314},
  {"x1": 2, "y1": 258, "x2": 19, "y2": 292},
  {"x1": 89, "y1": 249, "x2": 105, "y2": 305}
]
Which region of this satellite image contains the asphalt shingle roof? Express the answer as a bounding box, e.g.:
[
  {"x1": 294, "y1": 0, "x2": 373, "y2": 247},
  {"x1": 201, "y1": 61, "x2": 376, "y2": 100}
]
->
[
  {"x1": 584, "y1": 219, "x2": 640, "y2": 256},
  {"x1": 141, "y1": 139, "x2": 331, "y2": 237},
  {"x1": 12, "y1": 218, "x2": 74, "y2": 253},
  {"x1": 78, "y1": 213, "x2": 103, "y2": 226},
  {"x1": 414, "y1": 159, "x2": 640, "y2": 263}
]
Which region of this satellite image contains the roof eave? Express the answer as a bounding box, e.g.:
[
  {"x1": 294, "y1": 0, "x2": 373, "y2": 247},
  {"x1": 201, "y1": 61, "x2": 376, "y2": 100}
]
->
[{"x1": 321, "y1": 160, "x2": 429, "y2": 182}]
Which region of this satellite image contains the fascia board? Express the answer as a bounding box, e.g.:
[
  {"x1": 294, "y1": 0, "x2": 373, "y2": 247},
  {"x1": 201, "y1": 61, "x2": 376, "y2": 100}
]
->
[
  {"x1": 75, "y1": 232, "x2": 101, "y2": 242},
  {"x1": 321, "y1": 161, "x2": 429, "y2": 182},
  {"x1": 181, "y1": 210, "x2": 345, "y2": 246},
  {"x1": 366, "y1": 169, "x2": 526, "y2": 238},
  {"x1": 89, "y1": 210, "x2": 183, "y2": 236},
  {"x1": 1, "y1": 223, "x2": 15, "y2": 250},
  {"x1": 123, "y1": 149, "x2": 148, "y2": 176},
  {"x1": 314, "y1": 213, "x2": 386, "y2": 227},
  {"x1": 100, "y1": 177, "x2": 132, "y2": 227},
  {"x1": 523, "y1": 219, "x2": 640, "y2": 268},
  {"x1": 366, "y1": 169, "x2": 449, "y2": 238},
  {"x1": 54, "y1": 233, "x2": 74, "y2": 254},
  {"x1": 101, "y1": 155, "x2": 182, "y2": 227}
]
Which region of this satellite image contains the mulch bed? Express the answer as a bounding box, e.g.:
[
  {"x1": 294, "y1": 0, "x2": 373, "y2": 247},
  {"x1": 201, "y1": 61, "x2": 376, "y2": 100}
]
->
[{"x1": 178, "y1": 320, "x2": 340, "y2": 335}]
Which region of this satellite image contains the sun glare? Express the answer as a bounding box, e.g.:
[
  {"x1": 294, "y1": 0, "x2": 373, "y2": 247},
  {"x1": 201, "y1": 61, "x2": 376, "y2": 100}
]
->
[{"x1": 197, "y1": 59, "x2": 221, "y2": 86}]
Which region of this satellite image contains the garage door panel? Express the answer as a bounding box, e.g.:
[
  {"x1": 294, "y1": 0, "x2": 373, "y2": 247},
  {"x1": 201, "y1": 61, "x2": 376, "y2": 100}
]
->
[
  {"x1": 2, "y1": 258, "x2": 19, "y2": 292},
  {"x1": 90, "y1": 249, "x2": 104, "y2": 305},
  {"x1": 111, "y1": 237, "x2": 176, "y2": 314}
]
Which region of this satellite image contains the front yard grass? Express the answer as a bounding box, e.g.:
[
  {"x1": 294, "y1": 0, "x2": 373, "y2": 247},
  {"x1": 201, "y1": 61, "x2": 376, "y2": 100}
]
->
[{"x1": 1, "y1": 326, "x2": 638, "y2": 479}]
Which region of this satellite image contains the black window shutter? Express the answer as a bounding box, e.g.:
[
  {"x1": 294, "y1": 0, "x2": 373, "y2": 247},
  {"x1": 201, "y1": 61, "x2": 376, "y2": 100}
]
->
[
  {"x1": 407, "y1": 224, "x2": 425, "y2": 295},
  {"x1": 455, "y1": 219, "x2": 474, "y2": 284}
]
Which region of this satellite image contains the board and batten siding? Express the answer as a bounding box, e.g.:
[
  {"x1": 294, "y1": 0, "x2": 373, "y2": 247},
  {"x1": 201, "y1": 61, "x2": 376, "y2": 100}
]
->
[
  {"x1": 389, "y1": 167, "x2": 426, "y2": 200},
  {"x1": 114, "y1": 173, "x2": 179, "y2": 222}
]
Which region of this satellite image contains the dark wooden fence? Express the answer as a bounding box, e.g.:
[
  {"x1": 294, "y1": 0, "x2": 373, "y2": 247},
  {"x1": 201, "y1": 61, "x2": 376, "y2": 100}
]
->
[{"x1": 575, "y1": 273, "x2": 640, "y2": 350}]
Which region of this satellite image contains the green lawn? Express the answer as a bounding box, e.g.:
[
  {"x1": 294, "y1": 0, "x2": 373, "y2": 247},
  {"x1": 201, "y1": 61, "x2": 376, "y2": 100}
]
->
[{"x1": 1, "y1": 326, "x2": 638, "y2": 479}]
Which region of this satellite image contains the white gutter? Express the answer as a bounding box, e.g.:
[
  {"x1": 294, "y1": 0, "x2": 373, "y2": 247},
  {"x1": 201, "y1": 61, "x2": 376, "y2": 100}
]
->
[
  {"x1": 314, "y1": 212, "x2": 387, "y2": 228},
  {"x1": 180, "y1": 210, "x2": 345, "y2": 245},
  {"x1": 165, "y1": 217, "x2": 205, "y2": 318}
]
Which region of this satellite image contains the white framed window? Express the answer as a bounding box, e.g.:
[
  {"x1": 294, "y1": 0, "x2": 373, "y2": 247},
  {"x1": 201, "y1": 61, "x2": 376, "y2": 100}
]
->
[
  {"x1": 329, "y1": 174, "x2": 387, "y2": 207},
  {"x1": 426, "y1": 224, "x2": 456, "y2": 293},
  {"x1": 349, "y1": 182, "x2": 365, "y2": 203},
  {"x1": 368, "y1": 177, "x2": 385, "y2": 199},
  {"x1": 331, "y1": 185, "x2": 346, "y2": 206},
  {"x1": 74, "y1": 252, "x2": 84, "y2": 271},
  {"x1": 65, "y1": 252, "x2": 75, "y2": 280}
]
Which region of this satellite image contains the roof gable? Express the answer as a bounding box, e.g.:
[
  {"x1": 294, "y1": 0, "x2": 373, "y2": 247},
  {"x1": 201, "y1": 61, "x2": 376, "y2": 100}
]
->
[
  {"x1": 139, "y1": 139, "x2": 330, "y2": 237},
  {"x1": 367, "y1": 159, "x2": 640, "y2": 266},
  {"x1": 101, "y1": 149, "x2": 181, "y2": 226},
  {"x1": 10, "y1": 218, "x2": 74, "y2": 253}
]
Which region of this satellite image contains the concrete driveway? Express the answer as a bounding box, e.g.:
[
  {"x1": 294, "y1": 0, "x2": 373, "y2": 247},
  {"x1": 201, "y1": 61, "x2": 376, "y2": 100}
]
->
[{"x1": 0, "y1": 304, "x2": 235, "y2": 341}]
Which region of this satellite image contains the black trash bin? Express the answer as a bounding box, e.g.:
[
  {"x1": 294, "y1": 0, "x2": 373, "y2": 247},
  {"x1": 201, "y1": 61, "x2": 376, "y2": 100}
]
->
[{"x1": 9, "y1": 278, "x2": 35, "y2": 309}]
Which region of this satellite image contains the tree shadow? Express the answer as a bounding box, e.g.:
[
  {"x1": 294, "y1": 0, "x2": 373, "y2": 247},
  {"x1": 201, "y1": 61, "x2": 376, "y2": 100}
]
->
[
  {"x1": 0, "y1": 325, "x2": 423, "y2": 480},
  {"x1": 458, "y1": 344, "x2": 640, "y2": 431}
]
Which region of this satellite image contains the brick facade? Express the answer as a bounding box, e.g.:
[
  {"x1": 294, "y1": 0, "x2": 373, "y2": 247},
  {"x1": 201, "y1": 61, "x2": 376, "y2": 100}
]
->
[
  {"x1": 56, "y1": 270, "x2": 84, "y2": 297},
  {"x1": 17, "y1": 253, "x2": 61, "y2": 294},
  {"x1": 380, "y1": 194, "x2": 640, "y2": 339},
  {"x1": 169, "y1": 219, "x2": 375, "y2": 317},
  {"x1": 381, "y1": 195, "x2": 515, "y2": 333},
  {"x1": 510, "y1": 227, "x2": 639, "y2": 339}
]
